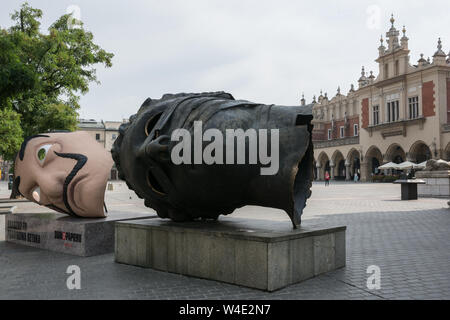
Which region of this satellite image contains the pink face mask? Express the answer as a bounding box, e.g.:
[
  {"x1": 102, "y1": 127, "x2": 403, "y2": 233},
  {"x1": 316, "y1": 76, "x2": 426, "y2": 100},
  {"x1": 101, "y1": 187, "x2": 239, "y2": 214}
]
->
[{"x1": 14, "y1": 131, "x2": 113, "y2": 218}]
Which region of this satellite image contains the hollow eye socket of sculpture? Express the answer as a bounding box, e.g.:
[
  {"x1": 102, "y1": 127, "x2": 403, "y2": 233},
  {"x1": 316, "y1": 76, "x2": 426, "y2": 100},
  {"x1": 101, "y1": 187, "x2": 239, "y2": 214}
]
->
[
  {"x1": 36, "y1": 144, "x2": 53, "y2": 165},
  {"x1": 144, "y1": 113, "x2": 163, "y2": 138},
  {"x1": 147, "y1": 170, "x2": 166, "y2": 196}
]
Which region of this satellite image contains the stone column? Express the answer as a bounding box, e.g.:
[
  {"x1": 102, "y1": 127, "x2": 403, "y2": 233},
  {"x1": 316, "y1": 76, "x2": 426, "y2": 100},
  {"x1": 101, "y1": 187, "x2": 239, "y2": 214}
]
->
[
  {"x1": 345, "y1": 161, "x2": 351, "y2": 181},
  {"x1": 316, "y1": 163, "x2": 322, "y2": 181},
  {"x1": 360, "y1": 162, "x2": 369, "y2": 182},
  {"x1": 329, "y1": 161, "x2": 335, "y2": 180}
]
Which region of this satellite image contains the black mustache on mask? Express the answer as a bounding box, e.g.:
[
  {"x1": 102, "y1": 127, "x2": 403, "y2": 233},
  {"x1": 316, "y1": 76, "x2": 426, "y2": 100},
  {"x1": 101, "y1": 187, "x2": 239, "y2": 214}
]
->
[{"x1": 52, "y1": 151, "x2": 88, "y2": 217}]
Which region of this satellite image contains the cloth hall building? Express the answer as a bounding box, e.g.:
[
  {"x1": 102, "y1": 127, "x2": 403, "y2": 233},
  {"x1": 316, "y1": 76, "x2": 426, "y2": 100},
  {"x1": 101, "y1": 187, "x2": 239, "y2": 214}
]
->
[{"x1": 309, "y1": 16, "x2": 450, "y2": 181}]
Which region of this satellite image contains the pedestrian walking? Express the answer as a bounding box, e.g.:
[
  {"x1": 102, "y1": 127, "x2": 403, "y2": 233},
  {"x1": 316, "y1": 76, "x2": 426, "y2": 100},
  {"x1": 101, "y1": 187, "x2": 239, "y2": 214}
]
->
[
  {"x1": 325, "y1": 171, "x2": 330, "y2": 186},
  {"x1": 354, "y1": 172, "x2": 359, "y2": 182}
]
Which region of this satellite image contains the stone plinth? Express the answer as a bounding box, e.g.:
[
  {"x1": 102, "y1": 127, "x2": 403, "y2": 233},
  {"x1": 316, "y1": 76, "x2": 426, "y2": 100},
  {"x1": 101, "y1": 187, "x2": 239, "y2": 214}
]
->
[
  {"x1": 393, "y1": 179, "x2": 425, "y2": 200},
  {"x1": 415, "y1": 170, "x2": 450, "y2": 198},
  {"x1": 6, "y1": 211, "x2": 156, "y2": 256},
  {"x1": 0, "y1": 198, "x2": 30, "y2": 204},
  {"x1": 1, "y1": 206, "x2": 17, "y2": 241},
  {"x1": 115, "y1": 217, "x2": 346, "y2": 291}
]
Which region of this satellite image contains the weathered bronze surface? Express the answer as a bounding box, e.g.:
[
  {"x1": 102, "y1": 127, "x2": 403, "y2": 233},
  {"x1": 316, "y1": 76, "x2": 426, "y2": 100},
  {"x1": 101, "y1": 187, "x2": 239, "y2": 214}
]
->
[
  {"x1": 111, "y1": 92, "x2": 314, "y2": 228},
  {"x1": 424, "y1": 159, "x2": 450, "y2": 171}
]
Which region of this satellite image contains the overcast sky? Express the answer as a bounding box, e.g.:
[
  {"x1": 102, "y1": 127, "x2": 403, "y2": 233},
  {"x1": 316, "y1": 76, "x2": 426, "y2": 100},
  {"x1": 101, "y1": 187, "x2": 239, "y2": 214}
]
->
[{"x1": 1, "y1": 0, "x2": 449, "y2": 121}]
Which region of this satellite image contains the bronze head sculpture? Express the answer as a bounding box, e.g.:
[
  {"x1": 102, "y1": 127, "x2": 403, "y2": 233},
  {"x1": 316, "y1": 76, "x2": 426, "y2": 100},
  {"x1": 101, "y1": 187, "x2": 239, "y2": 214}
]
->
[
  {"x1": 112, "y1": 92, "x2": 314, "y2": 228},
  {"x1": 13, "y1": 131, "x2": 113, "y2": 217}
]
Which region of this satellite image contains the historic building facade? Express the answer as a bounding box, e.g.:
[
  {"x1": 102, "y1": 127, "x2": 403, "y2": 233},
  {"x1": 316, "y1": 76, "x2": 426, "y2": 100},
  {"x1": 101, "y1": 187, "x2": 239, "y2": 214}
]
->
[
  {"x1": 310, "y1": 16, "x2": 450, "y2": 181},
  {"x1": 77, "y1": 118, "x2": 125, "y2": 180}
]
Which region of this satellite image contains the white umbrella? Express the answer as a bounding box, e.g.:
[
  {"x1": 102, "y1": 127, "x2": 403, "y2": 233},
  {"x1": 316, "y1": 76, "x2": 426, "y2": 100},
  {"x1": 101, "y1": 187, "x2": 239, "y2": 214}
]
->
[
  {"x1": 415, "y1": 161, "x2": 427, "y2": 169},
  {"x1": 396, "y1": 161, "x2": 418, "y2": 170},
  {"x1": 378, "y1": 162, "x2": 399, "y2": 170}
]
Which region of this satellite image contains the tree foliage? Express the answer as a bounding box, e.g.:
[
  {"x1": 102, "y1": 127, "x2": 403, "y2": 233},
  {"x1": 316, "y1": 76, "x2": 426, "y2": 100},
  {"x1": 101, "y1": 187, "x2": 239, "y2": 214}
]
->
[
  {"x1": 0, "y1": 2, "x2": 113, "y2": 160},
  {"x1": 0, "y1": 108, "x2": 23, "y2": 160}
]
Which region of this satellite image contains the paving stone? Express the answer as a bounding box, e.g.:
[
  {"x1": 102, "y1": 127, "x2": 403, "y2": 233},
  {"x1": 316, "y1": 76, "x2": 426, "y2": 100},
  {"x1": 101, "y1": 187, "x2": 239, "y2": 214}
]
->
[{"x1": 0, "y1": 181, "x2": 449, "y2": 299}]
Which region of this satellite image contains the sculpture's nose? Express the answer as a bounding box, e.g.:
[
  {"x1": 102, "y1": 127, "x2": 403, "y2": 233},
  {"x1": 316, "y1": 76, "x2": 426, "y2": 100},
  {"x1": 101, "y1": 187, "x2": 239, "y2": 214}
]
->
[{"x1": 138, "y1": 135, "x2": 170, "y2": 163}]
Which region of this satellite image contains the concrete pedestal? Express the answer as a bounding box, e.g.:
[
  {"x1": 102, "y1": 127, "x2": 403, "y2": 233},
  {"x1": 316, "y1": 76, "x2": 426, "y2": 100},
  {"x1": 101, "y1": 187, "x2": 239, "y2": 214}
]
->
[
  {"x1": 0, "y1": 206, "x2": 16, "y2": 241},
  {"x1": 0, "y1": 198, "x2": 30, "y2": 204},
  {"x1": 415, "y1": 170, "x2": 450, "y2": 198},
  {"x1": 5, "y1": 211, "x2": 156, "y2": 256},
  {"x1": 115, "y1": 217, "x2": 346, "y2": 291},
  {"x1": 393, "y1": 179, "x2": 426, "y2": 200}
]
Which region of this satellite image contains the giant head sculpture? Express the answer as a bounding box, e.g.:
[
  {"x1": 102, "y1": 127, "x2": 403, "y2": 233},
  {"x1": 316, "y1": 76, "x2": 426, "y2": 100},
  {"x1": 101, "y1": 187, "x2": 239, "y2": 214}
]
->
[
  {"x1": 112, "y1": 92, "x2": 314, "y2": 228},
  {"x1": 13, "y1": 131, "x2": 113, "y2": 217}
]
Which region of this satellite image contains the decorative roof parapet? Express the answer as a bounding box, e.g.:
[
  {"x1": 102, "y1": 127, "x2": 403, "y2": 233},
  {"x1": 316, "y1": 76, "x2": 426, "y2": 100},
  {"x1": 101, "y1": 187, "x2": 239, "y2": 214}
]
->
[{"x1": 433, "y1": 38, "x2": 447, "y2": 65}]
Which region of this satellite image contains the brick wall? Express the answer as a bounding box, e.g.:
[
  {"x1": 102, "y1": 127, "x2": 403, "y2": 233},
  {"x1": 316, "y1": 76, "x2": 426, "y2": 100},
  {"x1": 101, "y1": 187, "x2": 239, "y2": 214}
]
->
[
  {"x1": 361, "y1": 98, "x2": 369, "y2": 128},
  {"x1": 422, "y1": 81, "x2": 435, "y2": 117},
  {"x1": 312, "y1": 129, "x2": 326, "y2": 141},
  {"x1": 348, "y1": 116, "x2": 359, "y2": 136},
  {"x1": 312, "y1": 115, "x2": 359, "y2": 141}
]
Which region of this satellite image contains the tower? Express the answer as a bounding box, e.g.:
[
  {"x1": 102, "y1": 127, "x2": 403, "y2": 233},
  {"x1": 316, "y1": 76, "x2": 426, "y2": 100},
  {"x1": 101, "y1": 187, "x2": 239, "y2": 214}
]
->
[
  {"x1": 386, "y1": 14, "x2": 400, "y2": 51},
  {"x1": 375, "y1": 15, "x2": 410, "y2": 80}
]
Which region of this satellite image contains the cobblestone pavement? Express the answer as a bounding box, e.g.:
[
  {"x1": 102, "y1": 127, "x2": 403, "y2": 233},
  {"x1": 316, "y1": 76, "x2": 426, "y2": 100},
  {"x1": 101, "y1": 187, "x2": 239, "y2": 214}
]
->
[{"x1": 0, "y1": 181, "x2": 449, "y2": 300}]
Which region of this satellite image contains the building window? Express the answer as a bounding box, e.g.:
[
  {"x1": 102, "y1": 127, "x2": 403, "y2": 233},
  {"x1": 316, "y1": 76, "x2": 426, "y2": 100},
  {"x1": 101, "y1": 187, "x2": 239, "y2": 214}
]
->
[
  {"x1": 408, "y1": 96, "x2": 419, "y2": 119},
  {"x1": 327, "y1": 129, "x2": 332, "y2": 140},
  {"x1": 340, "y1": 126, "x2": 345, "y2": 138},
  {"x1": 384, "y1": 63, "x2": 389, "y2": 79},
  {"x1": 387, "y1": 100, "x2": 399, "y2": 122},
  {"x1": 95, "y1": 133, "x2": 100, "y2": 141},
  {"x1": 354, "y1": 124, "x2": 359, "y2": 136},
  {"x1": 373, "y1": 105, "x2": 379, "y2": 125}
]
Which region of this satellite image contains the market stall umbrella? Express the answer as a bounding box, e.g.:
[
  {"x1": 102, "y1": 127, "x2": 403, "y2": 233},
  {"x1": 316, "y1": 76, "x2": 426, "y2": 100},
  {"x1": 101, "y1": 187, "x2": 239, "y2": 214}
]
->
[
  {"x1": 396, "y1": 161, "x2": 418, "y2": 170},
  {"x1": 415, "y1": 161, "x2": 428, "y2": 169},
  {"x1": 378, "y1": 162, "x2": 400, "y2": 170}
]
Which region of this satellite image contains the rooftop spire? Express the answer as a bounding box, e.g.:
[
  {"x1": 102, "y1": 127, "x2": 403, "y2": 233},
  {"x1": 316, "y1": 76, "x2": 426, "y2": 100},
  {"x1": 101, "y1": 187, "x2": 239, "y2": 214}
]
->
[
  {"x1": 417, "y1": 53, "x2": 426, "y2": 65},
  {"x1": 358, "y1": 66, "x2": 368, "y2": 88},
  {"x1": 434, "y1": 37, "x2": 446, "y2": 57},
  {"x1": 400, "y1": 25, "x2": 409, "y2": 49},
  {"x1": 386, "y1": 14, "x2": 400, "y2": 51},
  {"x1": 379, "y1": 34, "x2": 386, "y2": 55}
]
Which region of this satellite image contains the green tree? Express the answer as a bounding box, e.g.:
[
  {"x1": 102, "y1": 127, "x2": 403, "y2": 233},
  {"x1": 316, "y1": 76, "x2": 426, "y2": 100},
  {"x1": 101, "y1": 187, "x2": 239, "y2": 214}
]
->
[
  {"x1": 0, "y1": 2, "x2": 113, "y2": 160},
  {"x1": 0, "y1": 108, "x2": 23, "y2": 160}
]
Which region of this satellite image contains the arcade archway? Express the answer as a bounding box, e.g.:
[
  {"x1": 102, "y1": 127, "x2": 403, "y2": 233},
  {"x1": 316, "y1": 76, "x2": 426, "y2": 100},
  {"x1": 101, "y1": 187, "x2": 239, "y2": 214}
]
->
[
  {"x1": 347, "y1": 148, "x2": 361, "y2": 179},
  {"x1": 331, "y1": 150, "x2": 346, "y2": 180},
  {"x1": 317, "y1": 152, "x2": 330, "y2": 181},
  {"x1": 445, "y1": 142, "x2": 450, "y2": 161},
  {"x1": 408, "y1": 141, "x2": 432, "y2": 163},
  {"x1": 365, "y1": 146, "x2": 383, "y2": 177},
  {"x1": 385, "y1": 144, "x2": 406, "y2": 164}
]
